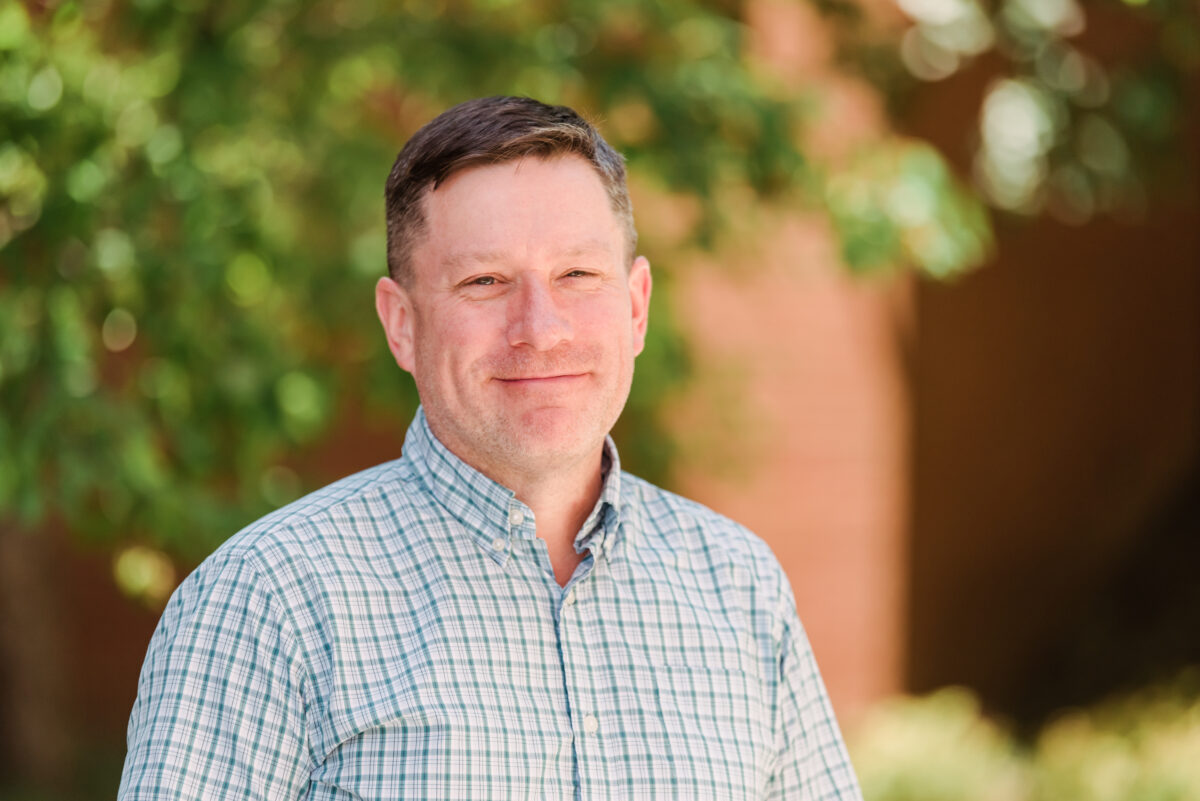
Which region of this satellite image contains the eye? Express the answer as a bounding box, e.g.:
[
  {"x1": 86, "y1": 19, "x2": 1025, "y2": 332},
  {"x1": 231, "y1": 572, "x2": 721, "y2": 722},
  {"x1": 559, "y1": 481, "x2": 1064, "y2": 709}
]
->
[{"x1": 467, "y1": 275, "x2": 496, "y2": 286}]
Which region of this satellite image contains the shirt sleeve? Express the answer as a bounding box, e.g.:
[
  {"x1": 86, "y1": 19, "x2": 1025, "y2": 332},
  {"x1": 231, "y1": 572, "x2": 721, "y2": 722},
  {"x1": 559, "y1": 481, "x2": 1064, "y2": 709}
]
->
[
  {"x1": 766, "y1": 599, "x2": 863, "y2": 801},
  {"x1": 118, "y1": 548, "x2": 313, "y2": 800}
]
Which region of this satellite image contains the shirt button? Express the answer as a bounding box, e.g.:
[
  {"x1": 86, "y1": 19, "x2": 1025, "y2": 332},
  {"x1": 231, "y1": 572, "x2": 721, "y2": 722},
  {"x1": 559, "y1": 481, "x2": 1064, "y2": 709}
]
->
[
  {"x1": 508, "y1": 507, "x2": 525, "y2": 526},
  {"x1": 582, "y1": 714, "x2": 599, "y2": 734},
  {"x1": 491, "y1": 537, "x2": 506, "y2": 552},
  {"x1": 564, "y1": 587, "x2": 577, "y2": 606}
]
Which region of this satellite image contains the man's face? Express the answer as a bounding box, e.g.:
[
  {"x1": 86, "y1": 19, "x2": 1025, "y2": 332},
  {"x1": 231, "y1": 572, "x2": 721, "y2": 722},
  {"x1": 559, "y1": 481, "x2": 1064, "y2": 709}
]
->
[{"x1": 376, "y1": 155, "x2": 652, "y2": 483}]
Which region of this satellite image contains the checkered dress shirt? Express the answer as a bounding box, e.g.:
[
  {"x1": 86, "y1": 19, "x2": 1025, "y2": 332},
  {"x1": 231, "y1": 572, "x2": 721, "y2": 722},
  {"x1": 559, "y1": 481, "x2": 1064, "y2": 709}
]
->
[{"x1": 119, "y1": 407, "x2": 861, "y2": 800}]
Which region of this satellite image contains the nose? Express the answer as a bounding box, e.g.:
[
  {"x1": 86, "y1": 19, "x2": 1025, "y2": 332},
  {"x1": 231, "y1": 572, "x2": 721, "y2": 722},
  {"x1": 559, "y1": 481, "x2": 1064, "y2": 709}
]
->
[{"x1": 507, "y1": 278, "x2": 572, "y2": 351}]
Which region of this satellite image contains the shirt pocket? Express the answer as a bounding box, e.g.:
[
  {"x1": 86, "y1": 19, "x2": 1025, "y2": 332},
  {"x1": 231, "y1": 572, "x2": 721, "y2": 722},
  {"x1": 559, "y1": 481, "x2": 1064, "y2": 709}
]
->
[{"x1": 605, "y1": 662, "x2": 771, "y2": 800}]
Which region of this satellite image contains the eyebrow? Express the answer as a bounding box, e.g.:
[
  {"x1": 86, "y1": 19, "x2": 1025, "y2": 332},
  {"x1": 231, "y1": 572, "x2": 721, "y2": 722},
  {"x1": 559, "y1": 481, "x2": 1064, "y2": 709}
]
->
[{"x1": 441, "y1": 240, "x2": 614, "y2": 270}]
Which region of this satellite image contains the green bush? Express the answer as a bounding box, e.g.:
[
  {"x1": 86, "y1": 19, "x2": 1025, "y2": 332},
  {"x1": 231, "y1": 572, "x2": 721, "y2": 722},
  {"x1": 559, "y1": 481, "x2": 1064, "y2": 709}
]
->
[
  {"x1": 850, "y1": 672, "x2": 1200, "y2": 801},
  {"x1": 1033, "y1": 673, "x2": 1200, "y2": 801},
  {"x1": 851, "y1": 687, "x2": 1031, "y2": 801}
]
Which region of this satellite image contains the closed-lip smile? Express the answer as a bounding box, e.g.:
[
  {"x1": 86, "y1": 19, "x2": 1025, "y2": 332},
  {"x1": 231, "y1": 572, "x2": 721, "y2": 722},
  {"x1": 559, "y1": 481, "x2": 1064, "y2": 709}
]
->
[{"x1": 495, "y1": 373, "x2": 586, "y2": 383}]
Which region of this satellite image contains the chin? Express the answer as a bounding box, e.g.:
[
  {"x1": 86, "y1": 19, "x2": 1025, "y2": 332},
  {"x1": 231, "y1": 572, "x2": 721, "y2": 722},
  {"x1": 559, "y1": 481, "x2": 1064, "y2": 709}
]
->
[
  {"x1": 508, "y1": 410, "x2": 606, "y2": 460},
  {"x1": 513, "y1": 417, "x2": 587, "y2": 453}
]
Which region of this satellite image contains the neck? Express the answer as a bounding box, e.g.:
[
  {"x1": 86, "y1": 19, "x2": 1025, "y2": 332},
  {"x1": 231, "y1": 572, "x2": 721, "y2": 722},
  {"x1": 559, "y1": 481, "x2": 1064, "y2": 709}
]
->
[
  {"x1": 503, "y1": 448, "x2": 603, "y2": 586},
  {"x1": 428, "y1": 418, "x2": 606, "y2": 586},
  {"x1": 506, "y1": 451, "x2": 603, "y2": 542}
]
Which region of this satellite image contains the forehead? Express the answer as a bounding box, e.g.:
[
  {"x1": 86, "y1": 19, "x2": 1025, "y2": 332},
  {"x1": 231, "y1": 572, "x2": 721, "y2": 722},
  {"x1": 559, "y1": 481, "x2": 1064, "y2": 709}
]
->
[{"x1": 413, "y1": 156, "x2": 623, "y2": 274}]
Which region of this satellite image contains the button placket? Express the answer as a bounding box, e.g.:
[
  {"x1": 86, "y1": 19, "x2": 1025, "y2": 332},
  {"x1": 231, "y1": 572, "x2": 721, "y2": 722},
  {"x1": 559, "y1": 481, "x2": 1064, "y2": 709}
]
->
[{"x1": 558, "y1": 581, "x2": 599, "y2": 792}]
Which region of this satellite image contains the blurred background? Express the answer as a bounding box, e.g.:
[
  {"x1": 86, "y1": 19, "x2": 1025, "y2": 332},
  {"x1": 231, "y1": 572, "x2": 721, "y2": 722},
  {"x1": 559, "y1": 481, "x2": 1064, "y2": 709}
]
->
[{"x1": 1, "y1": 0, "x2": 1198, "y2": 797}]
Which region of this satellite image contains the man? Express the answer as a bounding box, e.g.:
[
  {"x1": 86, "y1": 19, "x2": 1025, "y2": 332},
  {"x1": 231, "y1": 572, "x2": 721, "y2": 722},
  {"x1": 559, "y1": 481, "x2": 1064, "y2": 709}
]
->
[{"x1": 120, "y1": 96, "x2": 862, "y2": 800}]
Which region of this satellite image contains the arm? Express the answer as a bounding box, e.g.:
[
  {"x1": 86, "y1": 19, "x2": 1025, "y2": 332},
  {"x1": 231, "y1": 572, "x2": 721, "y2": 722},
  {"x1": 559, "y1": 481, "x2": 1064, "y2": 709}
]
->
[
  {"x1": 118, "y1": 548, "x2": 313, "y2": 800},
  {"x1": 766, "y1": 601, "x2": 863, "y2": 801}
]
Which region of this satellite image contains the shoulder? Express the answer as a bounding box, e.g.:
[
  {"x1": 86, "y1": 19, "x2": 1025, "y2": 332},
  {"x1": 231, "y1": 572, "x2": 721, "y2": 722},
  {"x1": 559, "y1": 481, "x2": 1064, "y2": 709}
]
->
[
  {"x1": 214, "y1": 458, "x2": 423, "y2": 568},
  {"x1": 620, "y1": 471, "x2": 790, "y2": 599},
  {"x1": 169, "y1": 458, "x2": 427, "y2": 613}
]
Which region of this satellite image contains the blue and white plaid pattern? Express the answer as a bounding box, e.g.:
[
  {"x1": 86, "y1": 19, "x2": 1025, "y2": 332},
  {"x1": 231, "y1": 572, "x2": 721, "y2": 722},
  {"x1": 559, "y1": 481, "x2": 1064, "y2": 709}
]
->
[{"x1": 120, "y1": 407, "x2": 861, "y2": 800}]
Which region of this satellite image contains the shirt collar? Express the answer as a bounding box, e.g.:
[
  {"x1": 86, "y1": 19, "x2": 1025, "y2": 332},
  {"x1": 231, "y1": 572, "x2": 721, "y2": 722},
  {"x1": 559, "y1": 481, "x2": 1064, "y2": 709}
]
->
[{"x1": 401, "y1": 406, "x2": 633, "y2": 566}]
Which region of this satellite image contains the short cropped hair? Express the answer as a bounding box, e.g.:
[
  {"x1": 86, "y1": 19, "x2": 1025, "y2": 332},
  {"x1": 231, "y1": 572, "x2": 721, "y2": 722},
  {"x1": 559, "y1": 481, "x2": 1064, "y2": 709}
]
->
[{"x1": 384, "y1": 96, "x2": 636, "y2": 286}]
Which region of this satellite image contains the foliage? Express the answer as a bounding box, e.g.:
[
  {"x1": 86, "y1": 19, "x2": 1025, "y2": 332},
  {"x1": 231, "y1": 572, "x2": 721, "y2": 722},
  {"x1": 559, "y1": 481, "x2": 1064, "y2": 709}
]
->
[
  {"x1": 883, "y1": 0, "x2": 1199, "y2": 222},
  {"x1": 850, "y1": 671, "x2": 1200, "y2": 801},
  {"x1": 0, "y1": 0, "x2": 1194, "y2": 586},
  {"x1": 851, "y1": 687, "x2": 1032, "y2": 801},
  {"x1": 0, "y1": 0, "x2": 813, "y2": 565},
  {"x1": 1033, "y1": 672, "x2": 1200, "y2": 801}
]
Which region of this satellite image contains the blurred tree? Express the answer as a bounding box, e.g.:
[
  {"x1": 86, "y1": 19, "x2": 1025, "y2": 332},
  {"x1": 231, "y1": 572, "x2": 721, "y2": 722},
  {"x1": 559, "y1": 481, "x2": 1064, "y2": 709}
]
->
[
  {"x1": 878, "y1": 0, "x2": 1198, "y2": 223},
  {"x1": 0, "y1": 0, "x2": 831, "y2": 571}
]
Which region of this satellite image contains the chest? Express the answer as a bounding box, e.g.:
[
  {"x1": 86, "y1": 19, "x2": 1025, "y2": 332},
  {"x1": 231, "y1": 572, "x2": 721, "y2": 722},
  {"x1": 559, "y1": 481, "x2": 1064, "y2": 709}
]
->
[{"x1": 302, "y1": 540, "x2": 776, "y2": 800}]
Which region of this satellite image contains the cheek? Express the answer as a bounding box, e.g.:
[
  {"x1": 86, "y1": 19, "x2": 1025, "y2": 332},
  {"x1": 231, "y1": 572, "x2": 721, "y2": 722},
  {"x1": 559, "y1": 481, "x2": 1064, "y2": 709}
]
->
[
  {"x1": 422, "y1": 312, "x2": 495, "y2": 379},
  {"x1": 573, "y1": 292, "x2": 628, "y2": 328},
  {"x1": 585, "y1": 304, "x2": 636, "y2": 351}
]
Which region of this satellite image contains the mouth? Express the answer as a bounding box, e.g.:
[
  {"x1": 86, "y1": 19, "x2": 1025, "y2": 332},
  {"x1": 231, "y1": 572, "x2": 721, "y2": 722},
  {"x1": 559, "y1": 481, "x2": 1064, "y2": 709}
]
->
[{"x1": 495, "y1": 373, "x2": 587, "y2": 386}]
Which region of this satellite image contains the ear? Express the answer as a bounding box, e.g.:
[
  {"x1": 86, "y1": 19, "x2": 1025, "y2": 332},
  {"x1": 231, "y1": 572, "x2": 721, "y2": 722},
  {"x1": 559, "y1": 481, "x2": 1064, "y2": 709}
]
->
[
  {"x1": 375, "y1": 276, "x2": 416, "y2": 373},
  {"x1": 628, "y1": 255, "x2": 652, "y2": 356}
]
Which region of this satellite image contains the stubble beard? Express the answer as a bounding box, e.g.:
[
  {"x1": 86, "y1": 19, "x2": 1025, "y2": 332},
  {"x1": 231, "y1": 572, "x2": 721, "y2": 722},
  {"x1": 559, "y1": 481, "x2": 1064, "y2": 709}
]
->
[{"x1": 420, "y1": 344, "x2": 632, "y2": 487}]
